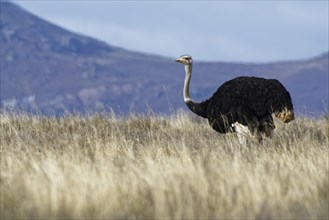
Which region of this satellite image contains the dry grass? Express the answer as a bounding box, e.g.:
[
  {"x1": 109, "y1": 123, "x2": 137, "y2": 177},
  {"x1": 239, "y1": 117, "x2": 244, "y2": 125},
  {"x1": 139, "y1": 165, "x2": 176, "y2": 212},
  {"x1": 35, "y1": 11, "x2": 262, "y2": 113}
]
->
[{"x1": 0, "y1": 110, "x2": 328, "y2": 219}]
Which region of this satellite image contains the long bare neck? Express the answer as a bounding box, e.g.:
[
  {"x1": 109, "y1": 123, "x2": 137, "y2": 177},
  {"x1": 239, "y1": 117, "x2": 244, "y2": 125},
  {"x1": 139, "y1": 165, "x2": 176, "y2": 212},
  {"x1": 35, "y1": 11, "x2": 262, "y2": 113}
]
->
[
  {"x1": 183, "y1": 63, "x2": 208, "y2": 118},
  {"x1": 183, "y1": 64, "x2": 192, "y2": 102}
]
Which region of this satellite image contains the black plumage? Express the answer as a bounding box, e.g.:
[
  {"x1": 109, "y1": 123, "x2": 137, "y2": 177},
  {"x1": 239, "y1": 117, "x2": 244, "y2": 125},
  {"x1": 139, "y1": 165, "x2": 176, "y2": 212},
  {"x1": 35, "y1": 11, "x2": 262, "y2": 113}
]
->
[{"x1": 204, "y1": 76, "x2": 294, "y2": 133}]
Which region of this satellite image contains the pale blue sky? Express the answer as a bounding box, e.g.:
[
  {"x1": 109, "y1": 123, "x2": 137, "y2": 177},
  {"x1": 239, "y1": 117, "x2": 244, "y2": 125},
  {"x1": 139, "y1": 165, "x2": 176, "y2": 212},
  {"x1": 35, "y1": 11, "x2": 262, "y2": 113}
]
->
[{"x1": 13, "y1": 0, "x2": 329, "y2": 62}]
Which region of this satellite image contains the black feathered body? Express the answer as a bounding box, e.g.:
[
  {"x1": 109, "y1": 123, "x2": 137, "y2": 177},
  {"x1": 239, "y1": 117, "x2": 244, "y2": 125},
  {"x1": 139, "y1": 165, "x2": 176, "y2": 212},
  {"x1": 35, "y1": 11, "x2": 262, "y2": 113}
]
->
[{"x1": 202, "y1": 76, "x2": 293, "y2": 133}]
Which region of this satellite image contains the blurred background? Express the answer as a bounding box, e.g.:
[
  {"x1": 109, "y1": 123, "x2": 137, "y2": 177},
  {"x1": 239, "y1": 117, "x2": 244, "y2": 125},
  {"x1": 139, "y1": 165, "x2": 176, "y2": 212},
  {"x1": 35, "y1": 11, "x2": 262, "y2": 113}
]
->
[
  {"x1": 1, "y1": 1, "x2": 328, "y2": 115},
  {"x1": 11, "y1": 1, "x2": 328, "y2": 62}
]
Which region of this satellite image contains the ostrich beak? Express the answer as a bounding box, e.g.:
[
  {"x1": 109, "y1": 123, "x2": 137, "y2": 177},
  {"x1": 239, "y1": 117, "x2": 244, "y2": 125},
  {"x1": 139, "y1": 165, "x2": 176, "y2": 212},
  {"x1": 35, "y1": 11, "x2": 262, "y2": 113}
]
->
[{"x1": 175, "y1": 58, "x2": 182, "y2": 63}]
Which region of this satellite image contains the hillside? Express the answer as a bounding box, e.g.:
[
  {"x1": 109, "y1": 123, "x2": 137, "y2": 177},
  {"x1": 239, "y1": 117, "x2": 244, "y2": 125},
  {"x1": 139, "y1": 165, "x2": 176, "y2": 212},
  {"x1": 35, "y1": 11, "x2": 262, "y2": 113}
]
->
[{"x1": 1, "y1": 2, "x2": 328, "y2": 115}]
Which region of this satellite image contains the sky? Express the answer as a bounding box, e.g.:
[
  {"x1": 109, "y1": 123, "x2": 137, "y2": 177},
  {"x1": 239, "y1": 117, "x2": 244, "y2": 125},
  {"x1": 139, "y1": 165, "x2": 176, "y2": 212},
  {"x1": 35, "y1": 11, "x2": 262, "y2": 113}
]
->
[{"x1": 12, "y1": 0, "x2": 329, "y2": 62}]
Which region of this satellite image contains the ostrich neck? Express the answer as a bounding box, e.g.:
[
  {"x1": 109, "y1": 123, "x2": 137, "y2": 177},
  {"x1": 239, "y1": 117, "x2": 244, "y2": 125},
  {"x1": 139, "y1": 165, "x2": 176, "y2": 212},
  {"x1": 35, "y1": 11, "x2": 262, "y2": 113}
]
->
[
  {"x1": 183, "y1": 64, "x2": 192, "y2": 102},
  {"x1": 183, "y1": 63, "x2": 208, "y2": 118}
]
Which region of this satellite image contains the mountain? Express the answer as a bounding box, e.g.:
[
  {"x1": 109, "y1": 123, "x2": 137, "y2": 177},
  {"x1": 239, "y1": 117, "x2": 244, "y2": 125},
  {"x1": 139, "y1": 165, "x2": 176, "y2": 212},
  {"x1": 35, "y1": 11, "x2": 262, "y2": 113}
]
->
[{"x1": 1, "y1": 2, "x2": 328, "y2": 116}]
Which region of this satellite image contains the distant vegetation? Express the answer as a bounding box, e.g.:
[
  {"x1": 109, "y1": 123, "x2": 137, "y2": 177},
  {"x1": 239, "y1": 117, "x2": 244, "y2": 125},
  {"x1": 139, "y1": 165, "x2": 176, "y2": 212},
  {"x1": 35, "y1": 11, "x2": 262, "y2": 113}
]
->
[{"x1": 0, "y1": 111, "x2": 328, "y2": 219}]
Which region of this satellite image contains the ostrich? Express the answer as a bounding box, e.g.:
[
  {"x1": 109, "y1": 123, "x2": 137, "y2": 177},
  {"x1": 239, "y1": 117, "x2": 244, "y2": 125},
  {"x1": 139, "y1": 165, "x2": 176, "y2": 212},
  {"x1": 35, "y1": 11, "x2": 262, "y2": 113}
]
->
[{"x1": 175, "y1": 55, "x2": 294, "y2": 142}]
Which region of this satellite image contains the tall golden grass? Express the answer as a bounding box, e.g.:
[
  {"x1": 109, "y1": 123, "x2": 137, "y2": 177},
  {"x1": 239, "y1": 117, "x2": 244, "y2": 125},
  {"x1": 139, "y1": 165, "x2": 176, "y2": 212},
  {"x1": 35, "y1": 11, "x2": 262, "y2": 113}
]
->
[{"x1": 1, "y1": 110, "x2": 328, "y2": 219}]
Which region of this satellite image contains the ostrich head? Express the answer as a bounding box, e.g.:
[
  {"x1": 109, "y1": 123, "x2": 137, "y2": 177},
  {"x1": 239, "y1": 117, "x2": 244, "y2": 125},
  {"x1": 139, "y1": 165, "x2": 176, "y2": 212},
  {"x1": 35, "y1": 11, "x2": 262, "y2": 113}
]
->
[
  {"x1": 175, "y1": 55, "x2": 193, "y2": 65},
  {"x1": 176, "y1": 55, "x2": 193, "y2": 78}
]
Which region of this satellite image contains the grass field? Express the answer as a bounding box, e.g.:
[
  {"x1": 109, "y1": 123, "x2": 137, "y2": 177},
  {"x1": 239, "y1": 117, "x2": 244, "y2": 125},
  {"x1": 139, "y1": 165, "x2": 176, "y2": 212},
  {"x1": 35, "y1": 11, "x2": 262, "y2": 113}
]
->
[{"x1": 0, "y1": 110, "x2": 328, "y2": 219}]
